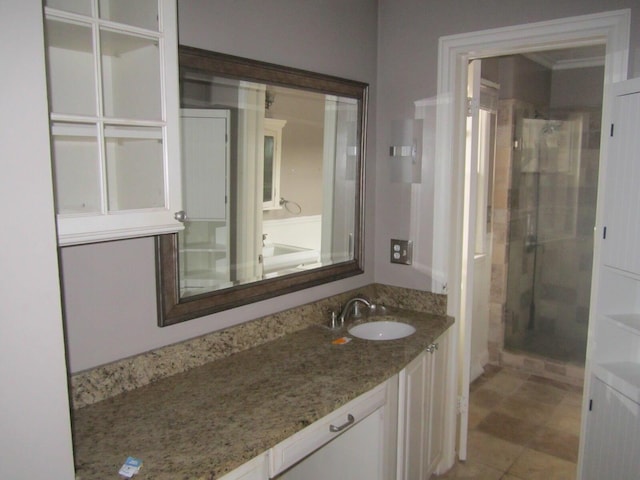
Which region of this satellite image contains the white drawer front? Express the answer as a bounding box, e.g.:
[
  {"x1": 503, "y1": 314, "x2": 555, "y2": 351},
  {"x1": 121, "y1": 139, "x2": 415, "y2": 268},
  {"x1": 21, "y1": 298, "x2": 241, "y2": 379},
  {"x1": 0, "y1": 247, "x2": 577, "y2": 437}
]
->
[{"x1": 269, "y1": 381, "x2": 388, "y2": 476}]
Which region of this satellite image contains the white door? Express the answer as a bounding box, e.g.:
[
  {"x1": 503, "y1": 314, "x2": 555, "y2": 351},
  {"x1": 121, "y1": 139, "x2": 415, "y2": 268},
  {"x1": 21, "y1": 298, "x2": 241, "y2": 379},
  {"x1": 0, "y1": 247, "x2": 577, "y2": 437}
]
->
[{"x1": 456, "y1": 58, "x2": 482, "y2": 461}]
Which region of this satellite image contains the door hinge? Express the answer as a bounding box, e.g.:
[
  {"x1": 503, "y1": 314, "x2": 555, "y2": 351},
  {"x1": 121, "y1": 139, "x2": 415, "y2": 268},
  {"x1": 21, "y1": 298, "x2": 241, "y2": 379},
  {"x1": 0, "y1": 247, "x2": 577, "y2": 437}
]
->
[
  {"x1": 610, "y1": 123, "x2": 614, "y2": 137},
  {"x1": 603, "y1": 226, "x2": 607, "y2": 239},
  {"x1": 457, "y1": 395, "x2": 469, "y2": 415},
  {"x1": 466, "y1": 97, "x2": 479, "y2": 117},
  {"x1": 589, "y1": 398, "x2": 593, "y2": 411}
]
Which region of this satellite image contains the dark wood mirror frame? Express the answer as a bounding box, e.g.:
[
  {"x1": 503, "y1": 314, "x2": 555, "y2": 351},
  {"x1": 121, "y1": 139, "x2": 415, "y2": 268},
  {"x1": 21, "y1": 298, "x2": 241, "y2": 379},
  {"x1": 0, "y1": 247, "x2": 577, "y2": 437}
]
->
[{"x1": 156, "y1": 46, "x2": 368, "y2": 326}]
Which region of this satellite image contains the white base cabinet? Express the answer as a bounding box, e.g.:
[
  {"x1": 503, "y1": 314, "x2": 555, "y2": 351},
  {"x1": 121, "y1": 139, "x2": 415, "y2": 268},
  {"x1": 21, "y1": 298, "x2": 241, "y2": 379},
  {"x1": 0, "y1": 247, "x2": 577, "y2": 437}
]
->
[
  {"x1": 219, "y1": 452, "x2": 269, "y2": 480},
  {"x1": 271, "y1": 379, "x2": 395, "y2": 480},
  {"x1": 219, "y1": 332, "x2": 449, "y2": 480},
  {"x1": 582, "y1": 377, "x2": 640, "y2": 480},
  {"x1": 276, "y1": 406, "x2": 386, "y2": 480},
  {"x1": 397, "y1": 331, "x2": 448, "y2": 480}
]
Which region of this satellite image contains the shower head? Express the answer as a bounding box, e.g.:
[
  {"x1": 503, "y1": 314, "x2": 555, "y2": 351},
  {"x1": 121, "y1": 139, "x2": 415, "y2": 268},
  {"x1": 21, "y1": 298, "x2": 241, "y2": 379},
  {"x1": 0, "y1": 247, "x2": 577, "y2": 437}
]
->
[{"x1": 541, "y1": 121, "x2": 562, "y2": 134}]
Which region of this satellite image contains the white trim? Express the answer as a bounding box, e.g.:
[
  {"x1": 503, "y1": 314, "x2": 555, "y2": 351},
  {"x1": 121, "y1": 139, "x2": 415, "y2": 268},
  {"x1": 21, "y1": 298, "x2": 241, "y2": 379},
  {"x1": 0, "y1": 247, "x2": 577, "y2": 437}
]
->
[
  {"x1": 524, "y1": 52, "x2": 605, "y2": 70},
  {"x1": 435, "y1": 9, "x2": 630, "y2": 473}
]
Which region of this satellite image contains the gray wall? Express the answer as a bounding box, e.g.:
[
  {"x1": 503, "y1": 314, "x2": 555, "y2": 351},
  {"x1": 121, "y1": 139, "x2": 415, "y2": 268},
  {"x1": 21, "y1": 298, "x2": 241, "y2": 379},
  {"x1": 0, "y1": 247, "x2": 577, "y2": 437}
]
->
[
  {"x1": 1, "y1": 2, "x2": 75, "y2": 477},
  {"x1": 61, "y1": 0, "x2": 378, "y2": 372},
  {"x1": 62, "y1": 0, "x2": 640, "y2": 373},
  {"x1": 374, "y1": 0, "x2": 640, "y2": 290}
]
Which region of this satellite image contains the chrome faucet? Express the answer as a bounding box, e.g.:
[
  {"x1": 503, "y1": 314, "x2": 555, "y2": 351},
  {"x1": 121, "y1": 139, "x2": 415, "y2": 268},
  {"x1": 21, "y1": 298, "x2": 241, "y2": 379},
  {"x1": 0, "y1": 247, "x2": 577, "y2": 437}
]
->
[{"x1": 337, "y1": 296, "x2": 371, "y2": 325}]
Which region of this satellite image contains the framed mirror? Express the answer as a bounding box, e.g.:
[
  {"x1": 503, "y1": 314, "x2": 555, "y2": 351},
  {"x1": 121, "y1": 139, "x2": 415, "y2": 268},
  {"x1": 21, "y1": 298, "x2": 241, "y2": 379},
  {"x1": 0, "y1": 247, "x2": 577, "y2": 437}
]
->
[{"x1": 156, "y1": 46, "x2": 368, "y2": 326}]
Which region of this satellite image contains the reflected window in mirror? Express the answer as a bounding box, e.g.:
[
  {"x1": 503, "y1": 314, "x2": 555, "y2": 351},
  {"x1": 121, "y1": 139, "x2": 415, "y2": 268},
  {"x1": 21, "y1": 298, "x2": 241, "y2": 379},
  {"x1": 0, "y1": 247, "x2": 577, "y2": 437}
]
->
[{"x1": 156, "y1": 47, "x2": 367, "y2": 325}]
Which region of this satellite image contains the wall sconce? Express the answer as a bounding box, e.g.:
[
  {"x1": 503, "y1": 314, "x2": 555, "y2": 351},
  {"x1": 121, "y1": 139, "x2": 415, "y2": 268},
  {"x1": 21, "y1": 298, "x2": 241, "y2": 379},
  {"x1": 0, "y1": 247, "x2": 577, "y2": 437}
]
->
[{"x1": 389, "y1": 119, "x2": 422, "y2": 183}]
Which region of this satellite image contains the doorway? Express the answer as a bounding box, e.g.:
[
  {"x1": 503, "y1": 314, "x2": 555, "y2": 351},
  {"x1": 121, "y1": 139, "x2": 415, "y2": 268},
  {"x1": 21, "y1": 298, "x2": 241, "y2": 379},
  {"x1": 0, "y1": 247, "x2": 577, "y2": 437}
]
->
[
  {"x1": 434, "y1": 10, "x2": 630, "y2": 469},
  {"x1": 470, "y1": 47, "x2": 606, "y2": 388}
]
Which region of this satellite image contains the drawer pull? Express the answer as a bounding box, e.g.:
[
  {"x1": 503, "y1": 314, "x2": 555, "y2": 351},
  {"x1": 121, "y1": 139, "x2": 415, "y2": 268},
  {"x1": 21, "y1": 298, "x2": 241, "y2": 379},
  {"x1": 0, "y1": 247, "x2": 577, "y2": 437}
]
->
[{"x1": 329, "y1": 414, "x2": 355, "y2": 432}]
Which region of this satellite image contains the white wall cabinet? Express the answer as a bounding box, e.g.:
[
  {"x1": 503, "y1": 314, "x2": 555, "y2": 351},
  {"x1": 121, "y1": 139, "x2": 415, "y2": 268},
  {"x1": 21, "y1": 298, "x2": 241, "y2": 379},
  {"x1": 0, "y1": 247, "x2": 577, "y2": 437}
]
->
[
  {"x1": 43, "y1": 0, "x2": 181, "y2": 245},
  {"x1": 397, "y1": 331, "x2": 449, "y2": 480},
  {"x1": 263, "y1": 118, "x2": 286, "y2": 210},
  {"x1": 581, "y1": 77, "x2": 640, "y2": 479},
  {"x1": 181, "y1": 109, "x2": 229, "y2": 221},
  {"x1": 178, "y1": 109, "x2": 231, "y2": 294}
]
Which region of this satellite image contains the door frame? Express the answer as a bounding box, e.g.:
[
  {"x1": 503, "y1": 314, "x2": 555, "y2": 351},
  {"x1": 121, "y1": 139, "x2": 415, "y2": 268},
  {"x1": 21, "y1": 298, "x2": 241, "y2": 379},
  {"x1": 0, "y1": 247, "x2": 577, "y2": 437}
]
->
[{"x1": 434, "y1": 9, "x2": 630, "y2": 472}]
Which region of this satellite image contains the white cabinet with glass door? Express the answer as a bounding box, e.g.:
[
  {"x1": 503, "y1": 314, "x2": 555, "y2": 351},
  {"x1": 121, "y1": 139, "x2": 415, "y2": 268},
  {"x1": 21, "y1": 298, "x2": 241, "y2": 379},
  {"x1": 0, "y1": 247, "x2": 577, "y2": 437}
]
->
[
  {"x1": 43, "y1": 0, "x2": 181, "y2": 245},
  {"x1": 263, "y1": 118, "x2": 286, "y2": 210},
  {"x1": 179, "y1": 108, "x2": 231, "y2": 295}
]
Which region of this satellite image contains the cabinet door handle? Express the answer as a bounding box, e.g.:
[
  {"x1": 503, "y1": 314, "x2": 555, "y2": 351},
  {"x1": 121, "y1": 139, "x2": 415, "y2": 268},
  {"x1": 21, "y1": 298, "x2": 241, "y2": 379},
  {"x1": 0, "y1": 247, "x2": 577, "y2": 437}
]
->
[
  {"x1": 329, "y1": 414, "x2": 354, "y2": 432},
  {"x1": 174, "y1": 210, "x2": 187, "y2": 222}
]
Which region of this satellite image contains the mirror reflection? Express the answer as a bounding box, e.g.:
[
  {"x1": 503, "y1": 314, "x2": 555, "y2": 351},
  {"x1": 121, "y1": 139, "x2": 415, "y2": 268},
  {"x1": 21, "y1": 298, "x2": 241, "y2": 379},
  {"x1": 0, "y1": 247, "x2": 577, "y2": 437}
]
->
[
  {"x1": 179, "y1": 70, "x2": 360, "y2": 298},
  {"x1": 155, "y1": 47, "x2": 367, "y2": 324}
]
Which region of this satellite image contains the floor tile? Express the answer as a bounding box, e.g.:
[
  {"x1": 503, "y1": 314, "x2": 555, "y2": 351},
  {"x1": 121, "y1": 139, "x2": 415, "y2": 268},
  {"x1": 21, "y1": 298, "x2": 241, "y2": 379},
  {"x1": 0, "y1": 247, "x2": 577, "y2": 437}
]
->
[
  {"x1": 466, "y1": 430, "x2": 525, "y2": 471},
  {"x1": 437, "y1": 366, "x2": 584, "y2": 480},
  {"x1": 496, "y1": 394, "x2": 556, "y2": 425},
  {"x1": 513, "y1": 380, "x2": 565, "y2": 407},
  {"x1": 476, "y1": 411, "x2": 540, "y2": 446},
  {"x1": 527, "y1": 374, "x2": 582, "y2": 393},
  {"x1": 436, "y1": 460, "x2": 503, "y2": 479},
  {"x1": 546, "y1": 402, "x2": 582, "y2": 436},
  {"x1": 529, "y1": 425, "x2": 580, "y2": 463},
  {"x1": 507, "y1": 448, "x2": 577, "y2": 480},
  {"x1": 467, "y1": 403, "x2": 490, "y2": 429},
  {"x1": 469, "y1": 388, "x2": 504, "y2": 410},
  {"x1": 479, "y1": 370, "x2": 528, "y2": 396},
  {"x1": 559, "y1": 390, "x2": 584, "y2": 408}
]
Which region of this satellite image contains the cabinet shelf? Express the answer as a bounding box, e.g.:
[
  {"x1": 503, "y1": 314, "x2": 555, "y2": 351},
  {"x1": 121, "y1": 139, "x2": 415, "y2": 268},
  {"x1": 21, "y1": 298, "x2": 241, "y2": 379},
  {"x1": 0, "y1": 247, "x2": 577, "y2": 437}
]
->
[
  {"x1": 180, "y1": 244, "x2": 227, "y2": 253},
  {"x1": 602, "y1": 314, "x2": 640, "y2": 336},
  {"x1": 592, "y1": 362, "x2": 640, "y2": 404}
]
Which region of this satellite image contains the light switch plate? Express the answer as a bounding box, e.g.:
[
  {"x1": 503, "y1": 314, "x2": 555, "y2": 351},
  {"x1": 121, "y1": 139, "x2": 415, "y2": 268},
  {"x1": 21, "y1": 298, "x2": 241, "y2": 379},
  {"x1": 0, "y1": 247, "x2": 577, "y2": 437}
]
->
[{"x1": 390, "y1": 239, "x2": 413, "y2": 265}]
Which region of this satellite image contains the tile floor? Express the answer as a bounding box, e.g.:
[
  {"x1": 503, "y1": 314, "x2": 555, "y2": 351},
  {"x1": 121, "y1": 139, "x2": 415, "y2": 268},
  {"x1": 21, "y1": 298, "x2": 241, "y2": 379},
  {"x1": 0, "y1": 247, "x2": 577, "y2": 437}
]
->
[{"x1": 435, "y1": 365, "x2": 584, "y2": 480}]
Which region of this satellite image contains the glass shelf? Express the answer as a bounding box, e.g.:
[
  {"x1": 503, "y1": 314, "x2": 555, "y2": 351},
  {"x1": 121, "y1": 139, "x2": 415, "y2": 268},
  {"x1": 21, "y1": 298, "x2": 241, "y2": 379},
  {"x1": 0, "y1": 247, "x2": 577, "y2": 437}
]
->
[
  {"x1": 45, "y1": 18, "x2": 96, "y2": 116},
  {"x1": 50, "y1": 123, "x2": 101, "y2": 215},
  {"x1": 99, "y1": 0, "x2": 159, "y2": 31}
]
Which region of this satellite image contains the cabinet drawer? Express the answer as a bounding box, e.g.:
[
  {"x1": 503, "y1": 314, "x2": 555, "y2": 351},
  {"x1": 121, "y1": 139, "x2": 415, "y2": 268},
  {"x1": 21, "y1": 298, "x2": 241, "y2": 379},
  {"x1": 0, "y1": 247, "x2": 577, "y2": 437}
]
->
[{"x1": 269, "y1": 381, "x2": 388, "y2": 476}]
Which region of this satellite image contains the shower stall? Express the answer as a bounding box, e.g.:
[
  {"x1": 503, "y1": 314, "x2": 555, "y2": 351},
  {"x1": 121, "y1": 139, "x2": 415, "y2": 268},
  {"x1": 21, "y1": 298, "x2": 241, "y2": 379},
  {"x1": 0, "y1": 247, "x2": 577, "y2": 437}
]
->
[
  {"x1": 503, "y1": 113, "x2": 595, "y2": 365},
  {"x1": 483, "y1": 52, "x2": 604, "y2": 382}
]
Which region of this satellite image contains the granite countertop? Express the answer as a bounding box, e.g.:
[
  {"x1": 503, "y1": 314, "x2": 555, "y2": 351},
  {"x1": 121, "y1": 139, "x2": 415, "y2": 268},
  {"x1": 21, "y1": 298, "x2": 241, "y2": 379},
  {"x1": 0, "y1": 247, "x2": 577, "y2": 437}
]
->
[{"x1": 72, "y1": 307, "x2": 453, "y2": 480}]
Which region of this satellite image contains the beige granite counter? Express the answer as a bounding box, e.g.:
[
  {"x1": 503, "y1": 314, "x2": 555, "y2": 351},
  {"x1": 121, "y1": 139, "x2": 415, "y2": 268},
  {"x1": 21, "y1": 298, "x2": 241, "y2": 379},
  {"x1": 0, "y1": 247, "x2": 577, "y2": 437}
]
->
[{"x1": 72, "y1": 306, "x2": 453, "y2": 480}]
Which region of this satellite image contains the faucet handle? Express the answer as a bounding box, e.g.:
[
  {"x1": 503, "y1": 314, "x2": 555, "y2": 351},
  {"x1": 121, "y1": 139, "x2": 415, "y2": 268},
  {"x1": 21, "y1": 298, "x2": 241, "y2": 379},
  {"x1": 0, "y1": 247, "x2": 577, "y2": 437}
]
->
[{"x1": 327, "y1": 310, "x2": 340, "y2": 329}]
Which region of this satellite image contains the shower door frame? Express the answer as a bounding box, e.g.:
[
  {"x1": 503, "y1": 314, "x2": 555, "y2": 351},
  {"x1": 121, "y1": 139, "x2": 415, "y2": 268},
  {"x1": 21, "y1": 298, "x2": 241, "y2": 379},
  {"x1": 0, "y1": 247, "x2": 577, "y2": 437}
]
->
[{"x1": 434, "y1": 9, "x2": 630, "y2": 473}]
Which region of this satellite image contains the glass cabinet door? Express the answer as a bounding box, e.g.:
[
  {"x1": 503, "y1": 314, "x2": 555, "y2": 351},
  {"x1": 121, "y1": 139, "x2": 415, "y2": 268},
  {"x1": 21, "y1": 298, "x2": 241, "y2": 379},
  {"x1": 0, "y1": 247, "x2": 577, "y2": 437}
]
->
[{"x1": 44, "y1": 0, "x2": 181, "y2": 245}]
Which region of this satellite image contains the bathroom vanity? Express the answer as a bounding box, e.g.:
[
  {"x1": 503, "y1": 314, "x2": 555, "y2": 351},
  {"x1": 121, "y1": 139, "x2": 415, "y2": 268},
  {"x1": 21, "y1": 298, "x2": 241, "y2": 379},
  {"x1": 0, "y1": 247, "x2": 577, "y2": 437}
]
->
[{"x1": 71, "y1": 307, "x2": 452, "y2": 479}]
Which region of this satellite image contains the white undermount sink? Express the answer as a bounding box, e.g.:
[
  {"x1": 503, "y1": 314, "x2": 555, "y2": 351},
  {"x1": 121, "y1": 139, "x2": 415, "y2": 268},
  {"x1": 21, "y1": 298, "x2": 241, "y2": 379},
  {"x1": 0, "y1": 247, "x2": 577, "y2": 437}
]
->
[{"x1": 348, "y1": 320, "x2": 416, "y2": 341}]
